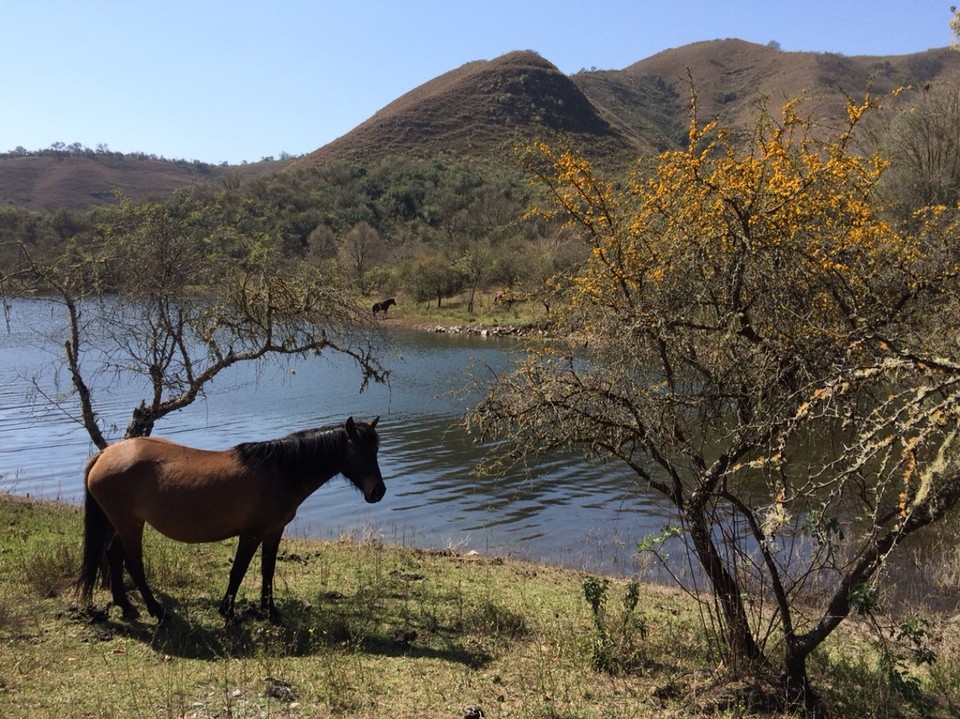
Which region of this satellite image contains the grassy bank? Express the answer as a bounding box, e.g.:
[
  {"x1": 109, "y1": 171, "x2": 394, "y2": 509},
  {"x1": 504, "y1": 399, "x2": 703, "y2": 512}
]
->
[{"x1": 0, "y1": 493, "x2": 957, "y2": 718}]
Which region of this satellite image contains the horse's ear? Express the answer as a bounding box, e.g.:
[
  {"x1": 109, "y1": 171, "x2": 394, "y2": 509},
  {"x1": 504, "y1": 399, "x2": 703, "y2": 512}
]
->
[
  {"x1": 345, "y1": 417, "x2": 356, "y2": 436},
  {"x1": 370, "y1": 416, "x2": 379, "y2": 428}
]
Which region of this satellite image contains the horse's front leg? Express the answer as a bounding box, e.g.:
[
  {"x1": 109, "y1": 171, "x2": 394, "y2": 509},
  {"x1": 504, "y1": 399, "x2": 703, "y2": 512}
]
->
[
  {"x1": 259, "y1": 531, "x2": 284, "y2": 624},
  {"x1": 219, "y1": 533, "x2": 261, "y2": 622}
]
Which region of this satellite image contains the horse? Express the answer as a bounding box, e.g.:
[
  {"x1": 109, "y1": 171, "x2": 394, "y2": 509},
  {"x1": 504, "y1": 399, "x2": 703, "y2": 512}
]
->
[
  {"x1": 77, "y1": 417, "x2": 384, "y2": 624},
  {"x1": 372, "y1": 298, "x2": 396, "y2": 317}
]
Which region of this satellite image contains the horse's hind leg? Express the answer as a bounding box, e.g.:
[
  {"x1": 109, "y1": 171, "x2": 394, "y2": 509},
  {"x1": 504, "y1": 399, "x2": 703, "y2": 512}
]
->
[
  {"x1": 106, "y1": 536, "x2": 139, "y2": 620},
  {"x1": 116, "y1": 523, "x2": 166, "y2": 622},
  {"x1": 219, "y1": 533, "x2": 261, "y2": 622}
]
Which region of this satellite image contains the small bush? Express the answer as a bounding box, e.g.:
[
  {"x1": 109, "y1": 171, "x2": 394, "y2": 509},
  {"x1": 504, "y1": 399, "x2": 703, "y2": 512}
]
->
[{"x1": 582, "y1": 576, "x2": 647, "y2": 675}]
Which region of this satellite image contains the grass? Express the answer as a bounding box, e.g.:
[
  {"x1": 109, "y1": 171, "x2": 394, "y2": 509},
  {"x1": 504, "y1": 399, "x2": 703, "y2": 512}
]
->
[
  {"x1": 1, "y1": 493, "x2": 958, "y2": 718},
  {"x1": 368, "y1": 290, "x2": 551, "y2": 333}
]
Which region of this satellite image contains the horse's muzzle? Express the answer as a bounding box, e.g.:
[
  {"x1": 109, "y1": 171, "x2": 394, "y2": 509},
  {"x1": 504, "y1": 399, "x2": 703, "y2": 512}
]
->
[{"x1": 366, "y1": 482, "x2": 386, "y2": 503}]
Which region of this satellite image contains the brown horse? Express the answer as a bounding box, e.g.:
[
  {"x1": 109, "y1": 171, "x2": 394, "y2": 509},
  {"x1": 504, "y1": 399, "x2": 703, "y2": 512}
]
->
[{"x1": 77, "y1": 417, "x2": 384, "y2": 624}]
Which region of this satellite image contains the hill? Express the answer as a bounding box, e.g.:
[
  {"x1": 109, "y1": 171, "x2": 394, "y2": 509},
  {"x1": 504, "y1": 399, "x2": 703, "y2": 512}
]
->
[
  {"x1": 295, "y1": 50, "x2": 648, "y2": 170},
  {"x1": 3, "y1": 40, "x2": 959, "y2": 210},
  {"x1": 0, "y1": 151, "x2": 292, "y2": 211},
  {"x1": 600, "y1": 39, "x2": 959, "y2": 143},
  {"x1": 298, "y1": 40, "x2": 960, "y2": 170}
]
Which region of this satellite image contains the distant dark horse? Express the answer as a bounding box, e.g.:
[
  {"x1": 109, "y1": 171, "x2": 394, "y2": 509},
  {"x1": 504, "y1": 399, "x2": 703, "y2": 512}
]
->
[
  {"x1": 77, "y1": 417, "x2": 384, "y2": 623},
  {"x1": 372, "y1": 298, "x2": 396, "y2": 317}
]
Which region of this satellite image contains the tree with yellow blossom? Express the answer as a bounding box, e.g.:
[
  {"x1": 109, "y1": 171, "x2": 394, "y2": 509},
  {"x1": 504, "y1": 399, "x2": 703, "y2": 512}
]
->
[{"x1": 470, "y1": 91, "x2": 960, "y2": 710}]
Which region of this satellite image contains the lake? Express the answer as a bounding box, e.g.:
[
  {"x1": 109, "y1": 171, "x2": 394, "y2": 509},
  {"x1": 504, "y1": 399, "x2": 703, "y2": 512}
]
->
[{"x1": 0, "y1": 297, "x2": 674, "y2": 575}]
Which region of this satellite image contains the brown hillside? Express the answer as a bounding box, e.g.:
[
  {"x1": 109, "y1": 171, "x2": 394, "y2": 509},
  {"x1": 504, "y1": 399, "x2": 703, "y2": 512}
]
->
[
  {"x1": 610, "y1": 39, "x2": 960, "y2": 140},
  {"x1": 296, "y1": 51, "x2": 641, "y2": 169},
  {"x1": 0, "y1": 153, "x2": 292, "y2": 211},
  {"x1": 570, "y1": 70, "x2": 684, "y2": 152},
  {"x1": 302, "y1": 41, "x2": 960, "y2": 173}
]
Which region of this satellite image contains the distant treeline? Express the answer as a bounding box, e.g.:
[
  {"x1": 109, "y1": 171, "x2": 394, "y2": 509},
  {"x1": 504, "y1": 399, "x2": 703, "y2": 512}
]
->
[{"x1": 1, "y1": 143, "x2": 299, "y2": 168}]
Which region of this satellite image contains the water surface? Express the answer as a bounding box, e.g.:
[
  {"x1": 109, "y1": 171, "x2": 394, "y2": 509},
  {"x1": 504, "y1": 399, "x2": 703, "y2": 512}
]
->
[{"x1": 0, "y1": 298, "x2": 674, "y2": 574}]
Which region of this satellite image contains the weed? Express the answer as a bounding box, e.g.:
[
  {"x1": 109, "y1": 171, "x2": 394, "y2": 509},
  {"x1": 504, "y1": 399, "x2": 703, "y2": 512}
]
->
[
  {"x1": 875, "y1": 615, "x2": 938, "y2": 711},
  {"x1": 582, "y1": 576, "x2": 647, "y2": 675},
  {"x1": 463, "y1": 598, "x2": 528, "y2": 639}
]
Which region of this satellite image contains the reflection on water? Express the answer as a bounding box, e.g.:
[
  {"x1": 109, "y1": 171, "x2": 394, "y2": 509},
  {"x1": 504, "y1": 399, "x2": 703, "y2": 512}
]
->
[{"x1": 0, "y1": 298, "x2": 675, "y2": 574}]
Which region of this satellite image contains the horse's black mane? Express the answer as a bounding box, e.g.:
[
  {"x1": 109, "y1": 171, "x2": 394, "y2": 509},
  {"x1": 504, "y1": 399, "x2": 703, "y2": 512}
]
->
[{"x1": 233, "y1": 423, "x2": 379, "y2": 477}]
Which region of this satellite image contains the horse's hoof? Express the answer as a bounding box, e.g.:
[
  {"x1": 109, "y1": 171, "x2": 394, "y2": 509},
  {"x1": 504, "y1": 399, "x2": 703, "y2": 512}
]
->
[
  {"x1": 143, "y1": 600, "x2": 169, "y2": 624},
  {"x1": 120, "y1": 605, "x2": 140, "y2": 621},
  {"x1": 219, "y1": 596, "x2": 234, "y2": 618}
]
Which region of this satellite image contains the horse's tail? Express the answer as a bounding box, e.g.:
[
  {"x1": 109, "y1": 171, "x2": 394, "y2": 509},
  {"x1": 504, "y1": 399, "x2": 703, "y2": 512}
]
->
[{"x1": 76, "y1": 453, "x2": 114, "y2": 603}]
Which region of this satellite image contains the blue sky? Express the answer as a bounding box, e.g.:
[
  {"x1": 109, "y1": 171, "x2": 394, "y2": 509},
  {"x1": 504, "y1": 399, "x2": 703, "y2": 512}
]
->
[{"x1": 1, "y1": 1, "x2": 955, "y2": 165}]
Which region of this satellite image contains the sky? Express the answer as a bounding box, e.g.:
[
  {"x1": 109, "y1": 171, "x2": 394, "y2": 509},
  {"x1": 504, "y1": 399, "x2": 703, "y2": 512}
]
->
[{"x1": 1, "y1": 1, "x2": 956, "y2": 165}]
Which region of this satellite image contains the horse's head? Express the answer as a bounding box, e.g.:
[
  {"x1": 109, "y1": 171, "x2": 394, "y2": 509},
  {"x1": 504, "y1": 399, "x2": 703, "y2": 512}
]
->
[{"x1": 342, "y1": 416, "x2": 385, "y2": 503}]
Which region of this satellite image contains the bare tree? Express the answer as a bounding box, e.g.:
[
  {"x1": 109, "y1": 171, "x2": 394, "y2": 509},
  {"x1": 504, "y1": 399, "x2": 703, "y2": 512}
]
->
[
  {"x1": 14, "y1": 195, "x2": 384, "y2": 446},
  {"x1": 951, "y1": 5, "x2": 960, "y2": 49},
  {"x1": 873, "y1": 73, "x2": 960, "y2": 219},
  {"x1": 469, "y1": 96, "x2": 960, "y2": 710},
  {"x1": 339, "y1": 221, "x2": 384, "y2": 294}
]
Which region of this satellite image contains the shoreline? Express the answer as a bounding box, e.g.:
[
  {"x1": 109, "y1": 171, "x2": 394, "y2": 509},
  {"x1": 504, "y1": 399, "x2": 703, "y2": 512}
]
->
[
  {"x1": 370, "y1": 308, "x2": 553, "y2": 338},
  {"x1": 396, "y1": 320, "x2": 549, "y2": 338}
]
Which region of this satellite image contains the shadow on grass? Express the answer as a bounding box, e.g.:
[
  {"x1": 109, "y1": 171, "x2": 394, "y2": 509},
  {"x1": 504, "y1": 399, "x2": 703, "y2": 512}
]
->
[{"x1": 73, "y1": 594, "x2": 493, "y2": 669}]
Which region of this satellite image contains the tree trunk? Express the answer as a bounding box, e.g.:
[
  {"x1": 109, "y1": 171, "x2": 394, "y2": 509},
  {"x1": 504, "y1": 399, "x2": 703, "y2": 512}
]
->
[
  {"x1": 687, "y1": 506, "x2": 767, "y2": 670},
  {"x1": 63, "y1": 298, "x2": 108, "y2": 450},
  {"x1": 124, "y1": 403, "x2": 156, "y2": 439},
  {"x1": 782, "y1": 641, "x2": 823, "y2": 714}
]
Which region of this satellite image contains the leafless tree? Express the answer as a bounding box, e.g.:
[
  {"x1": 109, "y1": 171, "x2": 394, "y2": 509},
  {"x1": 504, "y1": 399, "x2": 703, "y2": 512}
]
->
[{"x1": 13, "y1": 195, "x2": 384, "y2": 446}]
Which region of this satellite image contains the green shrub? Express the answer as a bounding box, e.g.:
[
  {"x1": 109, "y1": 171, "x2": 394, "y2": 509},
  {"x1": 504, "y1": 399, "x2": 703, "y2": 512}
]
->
[{"x1": 582, "y1": 576, "x2": 647, "y2": 674}]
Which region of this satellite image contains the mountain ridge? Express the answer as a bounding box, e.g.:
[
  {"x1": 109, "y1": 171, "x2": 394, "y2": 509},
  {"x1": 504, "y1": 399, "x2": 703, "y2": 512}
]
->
[{"x1": 3, "y1": 39, "x2": 958, "y2": 210}]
